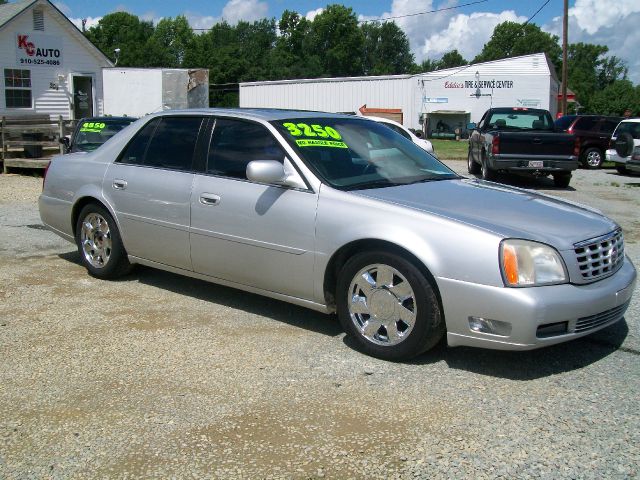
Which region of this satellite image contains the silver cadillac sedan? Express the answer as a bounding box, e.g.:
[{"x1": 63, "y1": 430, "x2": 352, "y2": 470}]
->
[{"x1": 39, "y1": 109, "x2": 637, "y2": 361}]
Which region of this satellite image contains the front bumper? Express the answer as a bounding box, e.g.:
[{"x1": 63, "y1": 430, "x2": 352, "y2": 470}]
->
[
  {"x1": 438, "y1": 256, "x2": 636, "y2": 350},
  {"x1": 488, "y1": 155, "x2": 578, "y2": 173}
]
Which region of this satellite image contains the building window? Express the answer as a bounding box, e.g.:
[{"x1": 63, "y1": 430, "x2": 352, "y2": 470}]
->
[{"x1": 4, "y1": 69, "x2": 32, "y2": 108}]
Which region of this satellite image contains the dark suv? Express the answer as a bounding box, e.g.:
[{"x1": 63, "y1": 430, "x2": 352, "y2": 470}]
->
[{"x1": 554, "y1": 115, "x2": 622, "y2": 169}]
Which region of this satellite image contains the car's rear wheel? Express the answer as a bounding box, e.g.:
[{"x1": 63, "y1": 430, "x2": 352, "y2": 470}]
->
[
  {"x1": 75, "y1": 204, "x2": 131, "y2": 279},
  {"x1": 582, "y1": 147, "x2": 603, "y2": 169},
  {"x1": 468, "y1": 148, "x2": 480, "y2": 174},
  {"x1": 336, "y1": 251, "x2": 444, "y2": 361},
  {"x1": 481, "y1": 155, "x2": 496, "y2": 181},
  {"x1": 553, "y1": 172, "x2": 572, "y2": 188}
]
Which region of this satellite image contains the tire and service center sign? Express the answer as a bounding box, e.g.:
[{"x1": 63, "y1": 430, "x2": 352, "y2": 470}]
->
[{"x1": 16, "y1": 33, "x2": 63, "y2": 67}]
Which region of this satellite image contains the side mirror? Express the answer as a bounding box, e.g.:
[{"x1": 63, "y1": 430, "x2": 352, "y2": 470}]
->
[
  {"x1": 59, "y1": 136, "x2": 70, "y2": 147},
  {"x1": 467, "y1": 122, "x2": 477, "y2": 130},
  {"x1": 246, "y1": 160, "x2": 288, "y2": 185}
]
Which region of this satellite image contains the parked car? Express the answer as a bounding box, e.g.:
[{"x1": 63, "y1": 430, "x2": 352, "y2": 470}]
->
[
  {"x1": 363, "y1": 116, "x2": 435, "y2": 155},
  {"x1": 606, "y1": 118, "x2": 640, "y2": 174},
  {"x1": 554, "y1": 115, "x2": 622, "y2": 169},
  {"x1": 39, "y1": 109, "x2": 636, "y2": 361},
  {"x1": 61, "y1": 116, "x2": 137, "y2": 153},
  {"x1": 467, "y1": 107, "x2": 579, "y2": 187}
]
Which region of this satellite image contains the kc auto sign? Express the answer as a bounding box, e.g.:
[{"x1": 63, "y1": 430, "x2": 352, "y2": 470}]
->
[{"x1": 16, "y1": 33, "x2": 63, "y2": 67}]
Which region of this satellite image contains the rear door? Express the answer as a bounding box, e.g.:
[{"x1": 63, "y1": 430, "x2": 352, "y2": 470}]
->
[
  {"x1": 104, "y1": 116, "x2": 205, "y2": 270},
  {"x1": 189, "y1": 117, "x2": 317, "y2": 300}
]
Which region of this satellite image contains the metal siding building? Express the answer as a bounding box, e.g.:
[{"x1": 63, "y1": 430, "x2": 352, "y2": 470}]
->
[{"x1": 240, "y1": 53, "x2": 559, "y2": 136}]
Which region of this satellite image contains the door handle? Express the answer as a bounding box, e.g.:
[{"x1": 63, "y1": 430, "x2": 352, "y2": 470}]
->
[
  {"x1": 200, "y1": 193, "x2": 221, "y2": 206},
  {"x1": 113, "y1": 179, "x2": 127, "y2": 190},
  {"x1": 532, "y1": 138, "x2": 542, "y2": 144}
]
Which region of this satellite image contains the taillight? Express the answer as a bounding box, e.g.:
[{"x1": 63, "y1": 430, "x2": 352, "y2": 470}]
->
[
  {"x1": 492, "y1": 135, "x2": 500, "y2": 155},
  {"x1": 573, "y1": 137, "x2": 581, "y2": 157},
  {"x1": 42, "y1": 161, "x2": 51, "y2": 190}
]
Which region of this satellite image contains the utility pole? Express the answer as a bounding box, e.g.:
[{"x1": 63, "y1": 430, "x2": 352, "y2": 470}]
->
[{"x1": 561, "y1": 0, "x2": 568, "y2": 115}]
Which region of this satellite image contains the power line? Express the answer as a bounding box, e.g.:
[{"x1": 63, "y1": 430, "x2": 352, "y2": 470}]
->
[
  {"x1": 523, "y1": 0, "x2": 552, "y2": 25},
  {"x1": 359, "y1": 0, "x2": 489, "y2": 24}
]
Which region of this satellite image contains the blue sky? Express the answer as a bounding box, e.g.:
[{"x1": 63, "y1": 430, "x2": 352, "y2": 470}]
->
[{"x1": 52, "y1": 0, "x2": 640, "y2": 82}]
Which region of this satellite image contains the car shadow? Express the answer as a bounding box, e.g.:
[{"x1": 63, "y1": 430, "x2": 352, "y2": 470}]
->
[
  {"x1": 58, "y1": 251, "x2": 342, "y2": 338},
  {"x1": 406, "y1": 320, "x2": 631, "y2": 380}
]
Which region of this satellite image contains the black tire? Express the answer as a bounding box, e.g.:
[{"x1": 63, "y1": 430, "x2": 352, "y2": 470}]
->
[
  {"x1": 553, "y1": 172, "x2": 572, "y2": 188},
  {"x1": 481, "y1": 155, "x2": 496, "y2": 181},
  {"x1": 336, "y1": 250, "x2": 445, "y2": 361},
  {"x1": 75, "y1": 203, "x2": 132, "y2": 279},
  {"x1": 467, "y1": 148, "x2": 480, "y2": 174},
  {"x1": 581, "y1": 147, "x2": 603, "y2": 169},
  {"x1": 614, "y1": 132, "x2": 634, "y2": 158},
  {"x1": 616, "y1": 164, "x2": 629, "y2": 175}
]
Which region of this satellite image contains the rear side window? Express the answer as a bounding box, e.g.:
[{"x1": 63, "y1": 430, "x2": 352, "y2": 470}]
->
[
  {"x1": 118, "y1": 118, "x2": 159, "y2": 166},
  {"x1": 207, "y1": 118, "x2": 286, "y2": 179},
  {"x1": 117, "y1": 116, "x2": 203, "y2": 170},
  {"x1": 614, "y1": 122, "x2": 640, "y2": 140},
  {"x1": 598, "y1": 120, "x2": 620, "y2": 135},
  {"x1": 574, "y1": 117, "x2": 598, "y2": 131},
  {"x1": 554, "y1": 116, "x2": 576, "y2": 131}
]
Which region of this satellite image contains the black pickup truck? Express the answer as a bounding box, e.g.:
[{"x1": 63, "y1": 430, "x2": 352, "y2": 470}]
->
[{"x1": 467, "y1": 107, "x2": 579, "y2": 187}]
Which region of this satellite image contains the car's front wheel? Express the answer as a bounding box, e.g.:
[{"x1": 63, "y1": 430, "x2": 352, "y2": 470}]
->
[
  {"x1": 75, "y1": 203, "x2": 132, "y2": 279},
  {"x1": 337, "y1": 251, "x2": 444, "y2": 361}
]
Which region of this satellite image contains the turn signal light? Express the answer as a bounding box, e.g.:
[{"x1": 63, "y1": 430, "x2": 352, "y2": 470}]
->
[
  {"x1": 502, "y1": 243, "x2": 518, "y2": 285},
  {"x1": 573, "y1": 137, "x2": 581, "y2": 157}
]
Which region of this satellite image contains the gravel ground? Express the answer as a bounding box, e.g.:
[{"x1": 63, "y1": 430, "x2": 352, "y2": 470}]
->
[{"x1": 0, "y1": 167, "x2": 638, "y2": 479}]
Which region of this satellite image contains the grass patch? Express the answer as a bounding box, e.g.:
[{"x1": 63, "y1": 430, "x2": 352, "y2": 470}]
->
[
  {"x1": 610, "y1": 181, "x2": 620, "y2": 187},
  {"x1": 431, "y1": 139, "x2": 468, "y2": 160}
]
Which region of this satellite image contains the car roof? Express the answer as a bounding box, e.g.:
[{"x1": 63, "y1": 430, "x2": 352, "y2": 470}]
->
[
  {"x1": 618, "y1": 118, "x2": 640, "y2": 123},
  {"x1": 79, "y1": 116, "x2": 137, "y2": 122},
  {"x1": 143, "y1": 108, "x2": 358, "y2": 122}
]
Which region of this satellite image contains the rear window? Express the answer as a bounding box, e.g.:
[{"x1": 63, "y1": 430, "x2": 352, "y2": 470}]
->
[
  {"x1": 573, "y1": 117, "x2": 598, "y2": 131},
  {"x1": 486, "y1": 111, "x2": 553, "y2": 130},
  {"x1": 614, "y1": 122, "x2": 640, "y2": 140},
  {"x1": 73, "y1": 118, "x2": 136, "y2": 152}
]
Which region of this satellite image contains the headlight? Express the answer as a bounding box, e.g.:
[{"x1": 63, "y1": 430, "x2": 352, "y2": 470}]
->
[{"x1": 500, "y1": 239, "x2": 568, "y2": 287}]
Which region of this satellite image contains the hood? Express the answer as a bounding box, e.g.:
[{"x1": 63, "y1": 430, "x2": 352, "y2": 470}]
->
[{"x1": 353, "y1": 178, "x2": 618, "y2": 250}]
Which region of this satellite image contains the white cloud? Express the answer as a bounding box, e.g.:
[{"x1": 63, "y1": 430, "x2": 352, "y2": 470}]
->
[
  {"x1": 544, "y1": 0, "x2": 640, "y2": 84},
  {"x1": 184, "y1": 12, "x2": 217, "y2": 31},
  {"x1": 69, "y1": 16, "x2": 102, "y2": 30},
  {"x1": 305, "y1": 8, "x2": 324, "y2": 21},
  {"x1": 221, "y1": 0, "x2": 268, "y2": 24},
  {"x1": 421, "y1": 10, "x2": 525, "y2": 61}
]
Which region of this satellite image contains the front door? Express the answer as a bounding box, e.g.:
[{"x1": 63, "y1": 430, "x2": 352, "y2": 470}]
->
[{"x1": 72, "y1": 75, "x2": 93, "y2": 119}]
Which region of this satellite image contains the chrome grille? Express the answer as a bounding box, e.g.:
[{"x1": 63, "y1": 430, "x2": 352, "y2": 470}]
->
[
  {"x1": 574, "y1": 229, "x2": 624, "y2": 281},
  {"x1": 574, "y1": 301, "x2": 629, "y2": 333}
]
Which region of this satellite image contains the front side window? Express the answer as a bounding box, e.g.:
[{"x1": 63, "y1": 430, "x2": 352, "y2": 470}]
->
[
  {"x1": 4, "y1": 69, "x2": 32, "y2": 108},
  {"x1": 207, "y1": 118, "x2": 286, "y2": 179},
  {"x1": 273, "y1": 117, "x2": 457, "y2": 190},
  {"x1": 117, "y1": 117, "x2": 202, "y2": 170}
]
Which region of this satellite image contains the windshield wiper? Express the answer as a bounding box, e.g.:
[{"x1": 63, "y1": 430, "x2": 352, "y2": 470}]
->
[{"x1": 343, "y1": 179, "x2": 400, "y2": 191}]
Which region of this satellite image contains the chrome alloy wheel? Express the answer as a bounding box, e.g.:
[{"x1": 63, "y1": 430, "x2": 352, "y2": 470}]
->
[
  {"x1": 80, "y1": 212, "x2": 112, "y2": 268},
  {"x1": 348, "y1": 263, "x2": 416, "y2": 346},
  {"x1": 586, "y1": 150, "x2": 602, "y2": 168}
]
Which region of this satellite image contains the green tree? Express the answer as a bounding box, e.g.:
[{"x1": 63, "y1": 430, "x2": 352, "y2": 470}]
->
[
  {"x1": 361, "y1": 22, "x2": 414, "y2": 75},
  {"x1": 152, "y1": 16, "x2": 195, "y2": 67},
  {"x1": 438, "y1": 50, "x2": 467, "y2": 69},
  {"x1": 271, "y1": 10, "x2": 316, "y2": 79},
  {"x1": 589, "y1": 80, "x2": 639, "y2": 116},
  {"x1": 307, "y1": 5, "x2": 365, "y2": 77},
  {"x1": 85, "y1": 12, "x2": 156, "y2": 67},
  {"x1": 473, "y1": 21, "x2": 562, "y2": 73}
]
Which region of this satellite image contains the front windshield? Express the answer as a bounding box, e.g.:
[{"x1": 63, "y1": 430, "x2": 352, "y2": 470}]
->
[
  {"x1": 272, "y1": 117, "x2": 458, "y2": 190},
  {"x1": 73, "y1": 119, "x2": 135, "y2": 152}
]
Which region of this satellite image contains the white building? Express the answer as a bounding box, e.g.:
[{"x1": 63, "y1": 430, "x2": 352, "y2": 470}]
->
[
  {"x1": 240, "y1": 53, "x2": 560, "y2": 137},
  {"x1": 0, "y1": 0, "x2": 112, "y2": 119}
]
